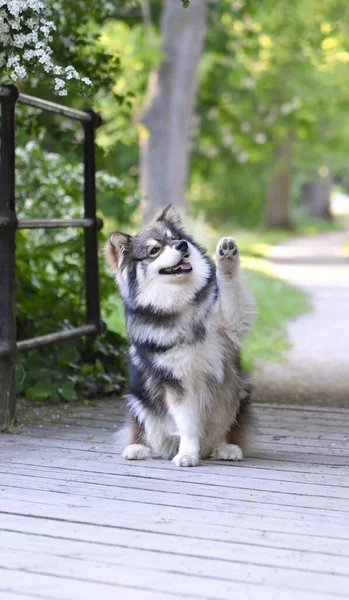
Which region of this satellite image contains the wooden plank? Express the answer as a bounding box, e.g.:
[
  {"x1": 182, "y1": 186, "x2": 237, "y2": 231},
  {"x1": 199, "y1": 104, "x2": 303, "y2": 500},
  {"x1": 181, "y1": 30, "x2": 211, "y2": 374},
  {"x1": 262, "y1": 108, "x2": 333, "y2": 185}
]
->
[
  {"x1": 2, "y1": 491, "x2": 348, "y2": 538},
  {"x1": 11, "y1": 427, "x2": 349, "y2": 450},
  {"x1": 2, "y1": 461, "x2": 349, "y2": 499},
  {"x1": 0, "y1": 593, "x2": 53, "y2": 600},
  {"x1": 21, "y1": 425, "x2": 349, "y2": 443},
  {"x1": 0, "y1": 444, "x2": 348, "y2": 474},
  {"x1": 3, "y1": 525, "x2": 349, "y2": 578},
  {"x1": 2, "y1": 462, "x2": 349, "y2": 503},
  {"x1": 254, "y1": 404, "x2": 349, "y2": 415},
  {"x1": 0, "y1": 485, "x2": 348, "y2": 535},
  {"x1": 2, "y1": 545, "x2": 349, "y2": 599},
  {"x1": 2, "y1": 510, "x2": 349, "y2": 561},
  {"x1": 2, "y1": 470, "x2": 349, "y2": 515},
  {"x1": 0, "y1": 569, "x2": 194, "y2": 600},
  {"x1": 2, "y1": 444, "x2": 349, "y2": 484},
  {"x1": 2, "y1": 450, "x2": 348, "y2": 495},
  {"x1": 1, "y1": 494, "x2": 348, "y2": 541},
  {"x1": 3, "y1": 401, "x2": 349, "y2": 600},
  {"x1": 2, "y1": 458, "x2": 349, "y2": 490},
  {"x1": 3, "y1": 434, "x2": 349, "y2": 464}
]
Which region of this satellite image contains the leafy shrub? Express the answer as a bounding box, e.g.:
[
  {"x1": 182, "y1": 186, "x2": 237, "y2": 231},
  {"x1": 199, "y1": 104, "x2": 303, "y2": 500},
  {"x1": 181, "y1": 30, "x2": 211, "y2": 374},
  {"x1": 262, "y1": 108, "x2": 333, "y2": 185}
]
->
[{"x1": 15, "y1": 141, "x2": 137, "y2": 402}]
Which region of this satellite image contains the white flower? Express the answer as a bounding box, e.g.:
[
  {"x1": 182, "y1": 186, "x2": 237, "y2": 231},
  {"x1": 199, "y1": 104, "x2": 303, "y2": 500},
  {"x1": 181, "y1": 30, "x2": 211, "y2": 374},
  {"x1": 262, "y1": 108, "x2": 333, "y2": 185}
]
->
[
  {"x1": 14, "y1": 64, "x2": 27, "y2": 78},
  {"x1": 280, "y1": 103, "x2": 292, "y2": 115},
  {"x1": 254, "y1": 133, "x2": 267, "y2": 144},
  {"x1": 7, "y1": 53, "x2": 20, "y2": 66},
  {"x1": 81, "y1": 76, "x2": 92, "y2": 86},
  {"x1": 207, "y1": 107, "x2": 218, "y2": 120},
  {"x1": 237, "y1": 151, "x2": 249, "y2": 164},
  {"x1": 242, "y1": 77, "x2": 255, "y2": 90},
  {"x1": 54, "y1": 77, "x2": 65, "y2": 90},
  {"x1": 240, "y1": 121, "x2": 251, "y2": 133}
]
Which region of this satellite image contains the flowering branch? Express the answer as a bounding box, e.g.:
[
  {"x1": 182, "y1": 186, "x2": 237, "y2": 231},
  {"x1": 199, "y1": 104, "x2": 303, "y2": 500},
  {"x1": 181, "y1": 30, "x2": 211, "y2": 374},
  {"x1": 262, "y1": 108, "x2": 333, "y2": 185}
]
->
[{"x1": 0, "y1": 0, "x2": 92, "y2": 95}]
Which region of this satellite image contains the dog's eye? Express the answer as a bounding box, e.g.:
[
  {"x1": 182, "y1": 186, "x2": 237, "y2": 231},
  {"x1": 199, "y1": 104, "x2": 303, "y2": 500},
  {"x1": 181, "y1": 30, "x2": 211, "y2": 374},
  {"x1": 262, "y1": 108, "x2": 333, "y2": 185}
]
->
[{"x1": 150, "y1": 246, "x2": 160, "y2": 256}]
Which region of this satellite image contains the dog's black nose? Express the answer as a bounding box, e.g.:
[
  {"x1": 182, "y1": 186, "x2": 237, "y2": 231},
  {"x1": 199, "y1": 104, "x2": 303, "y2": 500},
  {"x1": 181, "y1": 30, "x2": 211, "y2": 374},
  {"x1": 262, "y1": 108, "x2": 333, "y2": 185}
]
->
[{"x1": 175, "y1": 240, "x2": 188, "y2": 253}]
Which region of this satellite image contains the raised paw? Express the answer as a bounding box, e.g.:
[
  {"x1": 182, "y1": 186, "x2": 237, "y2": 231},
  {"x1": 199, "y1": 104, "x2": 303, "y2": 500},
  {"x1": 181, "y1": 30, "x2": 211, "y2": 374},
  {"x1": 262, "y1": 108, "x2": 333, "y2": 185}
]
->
[
  {"x1": 211, "y1": 444, "x2": 243, "y2": 461},
  {"x1": 122, "y1": 444, "x2": 151, "y2": 461},
  {"x1": 172, "y1": 453, "x2": 200, "y2": 467},
  {"x1": 217, "y1": 237, "x2": 239, "y2": 261}
]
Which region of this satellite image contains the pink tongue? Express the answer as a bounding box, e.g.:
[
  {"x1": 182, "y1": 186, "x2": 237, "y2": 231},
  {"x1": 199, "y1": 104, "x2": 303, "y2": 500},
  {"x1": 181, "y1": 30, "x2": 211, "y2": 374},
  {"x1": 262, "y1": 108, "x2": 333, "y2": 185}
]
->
[
  {"x1": 180, "y1": 262, "x2": 192, "y2": 271},
  {"x1": 171, "y1": 262, "x2": 192, "y2": 271}
]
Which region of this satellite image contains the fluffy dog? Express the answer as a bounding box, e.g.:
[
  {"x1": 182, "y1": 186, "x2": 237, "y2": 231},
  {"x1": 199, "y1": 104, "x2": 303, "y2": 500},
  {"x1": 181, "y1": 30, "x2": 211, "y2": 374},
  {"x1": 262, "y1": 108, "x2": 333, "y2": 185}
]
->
[{"x1": 105, "y1": 205, "x2": 254, "y2": 467}]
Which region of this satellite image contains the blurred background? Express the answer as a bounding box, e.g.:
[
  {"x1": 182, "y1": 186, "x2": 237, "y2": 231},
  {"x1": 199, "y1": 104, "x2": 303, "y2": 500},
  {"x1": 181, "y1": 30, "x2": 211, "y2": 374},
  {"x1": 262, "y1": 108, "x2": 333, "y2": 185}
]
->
[{"x1": 2, "y1": 0, "x2": 348, "y2": 407}]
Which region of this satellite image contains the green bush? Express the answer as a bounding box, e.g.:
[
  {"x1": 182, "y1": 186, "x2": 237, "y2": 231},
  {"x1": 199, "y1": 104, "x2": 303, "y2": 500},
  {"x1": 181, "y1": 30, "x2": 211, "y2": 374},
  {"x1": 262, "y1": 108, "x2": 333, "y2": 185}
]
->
[{"x1": 15, "y1": 142, "x2": 137, "y2": 402}]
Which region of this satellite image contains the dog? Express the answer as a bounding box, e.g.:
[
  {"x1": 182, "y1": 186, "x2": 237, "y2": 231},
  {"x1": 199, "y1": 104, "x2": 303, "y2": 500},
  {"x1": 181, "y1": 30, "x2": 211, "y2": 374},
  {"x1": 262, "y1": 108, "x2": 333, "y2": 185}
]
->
[{"x1": 105, "y1": 205, "x2": 254, "y2": 467}]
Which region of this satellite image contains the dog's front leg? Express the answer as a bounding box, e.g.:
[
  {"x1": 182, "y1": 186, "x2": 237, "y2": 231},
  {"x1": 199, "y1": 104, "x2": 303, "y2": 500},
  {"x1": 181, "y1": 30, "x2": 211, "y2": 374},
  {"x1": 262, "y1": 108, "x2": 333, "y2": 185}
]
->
[
  {"x1": 169, "y1": 401, "x2": 201, "y2": 467},
  {"x1": 215, "y1": 237, "x2": 253, "y2": 343}
]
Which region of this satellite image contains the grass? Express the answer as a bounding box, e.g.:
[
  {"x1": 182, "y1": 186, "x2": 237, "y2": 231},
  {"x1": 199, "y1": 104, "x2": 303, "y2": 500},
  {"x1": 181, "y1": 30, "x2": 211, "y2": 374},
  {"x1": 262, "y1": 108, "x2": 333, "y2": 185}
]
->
[
  {"x1": 241, "y1": 259, "x2": 311, "y2": 371},
  {"x1": 104, "y1": 210, "x2": 344, "y2": 372}
]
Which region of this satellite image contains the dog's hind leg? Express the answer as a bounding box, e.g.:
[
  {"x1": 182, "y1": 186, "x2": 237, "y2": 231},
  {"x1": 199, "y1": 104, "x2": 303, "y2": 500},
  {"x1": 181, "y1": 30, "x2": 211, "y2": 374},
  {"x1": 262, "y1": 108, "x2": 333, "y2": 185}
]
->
[
  {"x1": 215, "y1": 237, "x2": 254, "y2": 343},
  {"x1": 211, "y1": 384, "x2": 253, "y2": 461},
  {"x1": 211, "y1": 443, "x2": 243, "y2": 461},
  {"x1": 120, "y1": 414, "x2": 151, "y2": 461}
]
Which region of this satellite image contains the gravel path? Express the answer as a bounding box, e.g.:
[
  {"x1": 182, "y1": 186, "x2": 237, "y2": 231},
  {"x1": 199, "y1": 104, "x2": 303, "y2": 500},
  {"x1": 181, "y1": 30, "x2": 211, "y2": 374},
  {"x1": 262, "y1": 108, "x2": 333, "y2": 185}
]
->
[{"x1": 252, "y1": 230, "x2": 349, "y2": 407}]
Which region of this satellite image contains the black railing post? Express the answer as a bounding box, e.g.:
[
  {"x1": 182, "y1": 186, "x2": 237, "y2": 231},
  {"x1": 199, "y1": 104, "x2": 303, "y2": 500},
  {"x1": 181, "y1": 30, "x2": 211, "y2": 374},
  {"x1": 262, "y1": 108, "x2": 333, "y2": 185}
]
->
[
  {"x1": 0, "y1": 90, "x2": 105, "y2": 425},
  {"x1": 83, "y1": 111, "x2": 103, "y2": 333},
  {"x1": 0, "y1": 85, "x2": 19, "y2": 429}
]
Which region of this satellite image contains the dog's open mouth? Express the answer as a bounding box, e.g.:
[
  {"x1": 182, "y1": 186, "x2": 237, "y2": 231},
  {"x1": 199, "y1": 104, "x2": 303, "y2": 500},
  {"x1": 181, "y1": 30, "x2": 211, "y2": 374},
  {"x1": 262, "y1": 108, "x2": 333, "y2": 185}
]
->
[{"x1": 159, "y1": 260, "x2": 193, "y2": 275}]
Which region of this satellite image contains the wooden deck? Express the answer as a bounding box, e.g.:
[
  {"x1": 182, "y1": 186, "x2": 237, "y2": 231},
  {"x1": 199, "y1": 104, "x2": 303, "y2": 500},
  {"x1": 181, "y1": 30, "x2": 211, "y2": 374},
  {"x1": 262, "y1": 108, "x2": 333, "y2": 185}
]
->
[{"x1": 1, "y1": 401, "x2": 349, "y2": 600}]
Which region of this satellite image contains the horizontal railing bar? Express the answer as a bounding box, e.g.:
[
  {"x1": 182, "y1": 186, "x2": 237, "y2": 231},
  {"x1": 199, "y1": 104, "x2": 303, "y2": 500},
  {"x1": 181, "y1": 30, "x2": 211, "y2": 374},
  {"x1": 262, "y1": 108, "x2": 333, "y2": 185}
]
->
[
  {"x1": 0, "y1": 324, "x2": 106, "y2": 358},
  {"x1": 17, "y1": 217, "x2": 103, "y2": 230},
  {"x1": 16, "y1": 324, "x2": 103, "y2": 353},
  {"x1": 16, "y1": 93, "x2": 93, "y2": 122}
]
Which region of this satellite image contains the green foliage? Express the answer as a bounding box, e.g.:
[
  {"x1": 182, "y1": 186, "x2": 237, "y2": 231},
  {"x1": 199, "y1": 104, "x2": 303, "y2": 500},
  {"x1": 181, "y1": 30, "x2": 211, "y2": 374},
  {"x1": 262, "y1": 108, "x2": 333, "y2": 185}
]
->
[
  {"x1": 95, "y1": 20, "x2": 162, "y2": 191},
  {"x1": 15, "y1": 142, "x2": 137, "y2": 402},
  {"x1": 11, "y1": 0, "x2": 349, "y2": 404},
  {"x1": 190, "y1": 0, "x2": 349, "y2": 226},
  {"x1": 16, "y1": 334, "x2": 127, "y2": 402}
]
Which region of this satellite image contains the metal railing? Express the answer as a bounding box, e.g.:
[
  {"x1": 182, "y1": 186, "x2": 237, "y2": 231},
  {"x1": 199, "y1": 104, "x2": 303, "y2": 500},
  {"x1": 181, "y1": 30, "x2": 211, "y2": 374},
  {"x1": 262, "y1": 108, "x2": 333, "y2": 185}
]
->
[{"x1": 0, "y1": 85, "x2": 105, "y2": 428}]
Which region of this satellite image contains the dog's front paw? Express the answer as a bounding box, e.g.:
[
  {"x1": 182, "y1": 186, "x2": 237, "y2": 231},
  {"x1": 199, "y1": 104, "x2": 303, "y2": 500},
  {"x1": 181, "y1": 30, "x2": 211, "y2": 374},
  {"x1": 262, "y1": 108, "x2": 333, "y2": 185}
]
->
[
  {"x1": 172, "y1": 453, "x2": 200, "y2": 467},
  {"x1": 216, "y1": 237, "x2": 239, "y2": 262},
  {"x1": 123, "y1": 444, "x2": 151, "y2": 461},
  {"x1": 211, "y1": 444, "x2": 243, "y2": 461}
]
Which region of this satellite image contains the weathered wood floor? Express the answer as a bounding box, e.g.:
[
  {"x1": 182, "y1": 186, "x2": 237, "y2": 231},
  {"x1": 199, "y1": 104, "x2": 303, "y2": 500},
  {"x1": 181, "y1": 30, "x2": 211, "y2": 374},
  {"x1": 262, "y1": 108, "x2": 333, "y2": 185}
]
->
[{"x1": 1, "y1": 401, "x2": 349, "y2": 600}]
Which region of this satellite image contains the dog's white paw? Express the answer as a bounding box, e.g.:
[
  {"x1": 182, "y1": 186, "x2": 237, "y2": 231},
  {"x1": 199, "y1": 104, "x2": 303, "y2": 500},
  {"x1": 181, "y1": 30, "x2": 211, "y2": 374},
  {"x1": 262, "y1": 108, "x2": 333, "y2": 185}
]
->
[
  {"x1": 211, "y1": 444, "x2": 243, "y2": 461},
  {"x1": 122, "y1": 444, "x2": 151, "y2": 461},
  {"x1": 172, "y1": 453, "x2": 200, "y2": 467},
  {"x1": 216, "y1": 237, "x2": 239, "y2": 262}
]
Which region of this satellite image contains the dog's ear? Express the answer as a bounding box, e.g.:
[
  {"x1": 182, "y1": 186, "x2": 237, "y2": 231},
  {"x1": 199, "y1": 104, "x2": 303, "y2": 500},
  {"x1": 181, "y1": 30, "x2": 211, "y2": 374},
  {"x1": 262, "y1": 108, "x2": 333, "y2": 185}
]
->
[
  {"x1": 104, "y1": 232, "x2": 132, "y2": 271},
  {"x1": 156, "y1": 205, "x2": 182, "y2": 229}
]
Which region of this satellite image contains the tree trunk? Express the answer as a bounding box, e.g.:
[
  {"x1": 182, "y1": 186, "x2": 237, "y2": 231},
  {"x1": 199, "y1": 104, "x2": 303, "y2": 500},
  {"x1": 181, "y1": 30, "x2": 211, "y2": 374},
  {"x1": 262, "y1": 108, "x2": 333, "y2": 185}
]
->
[
  {"x1": 139, "y1": 0, "x2": 208, "y2": 221},
  {"x1": 264, "y1": 135, "x2": 293, "y2": 229},
  {"x1": 302, "y1": 171, "x2": 333, "y2": 220}
]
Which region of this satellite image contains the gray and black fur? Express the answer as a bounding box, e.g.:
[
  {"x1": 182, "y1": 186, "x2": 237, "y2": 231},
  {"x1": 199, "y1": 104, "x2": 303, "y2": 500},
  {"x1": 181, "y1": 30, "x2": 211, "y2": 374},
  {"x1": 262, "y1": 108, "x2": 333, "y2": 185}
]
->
[{"x1": 105, "y1": 205, "x2": 254, "y2": 466}]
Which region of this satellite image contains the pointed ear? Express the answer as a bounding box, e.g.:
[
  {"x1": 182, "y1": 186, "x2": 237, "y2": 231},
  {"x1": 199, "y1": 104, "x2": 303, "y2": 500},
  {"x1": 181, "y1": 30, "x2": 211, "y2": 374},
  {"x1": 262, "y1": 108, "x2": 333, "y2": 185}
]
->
[
  {"x1": 156, "y1": 204, "x2": 183, "y2": 229},
  {"x1": 104, "y1": 232, "x2": 132, "y2": 271}
]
